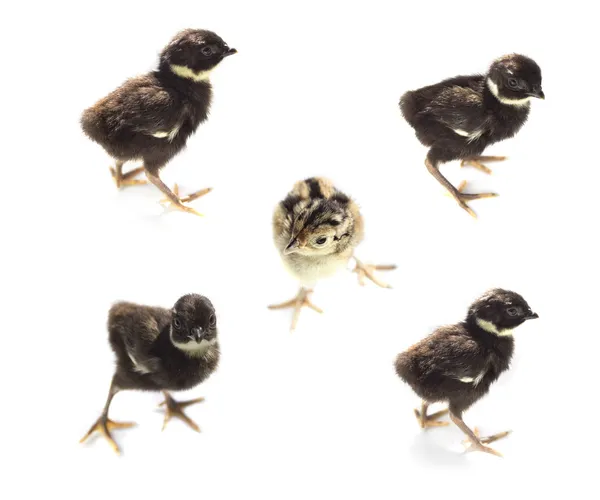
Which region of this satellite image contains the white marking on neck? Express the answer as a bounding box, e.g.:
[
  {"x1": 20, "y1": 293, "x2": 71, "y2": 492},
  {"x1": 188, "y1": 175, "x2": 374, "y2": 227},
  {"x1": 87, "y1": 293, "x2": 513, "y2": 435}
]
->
[
  {"x1": 171, "y1": 333, "x2": 218, "y2": 357},
  {"x1": 487, "y1": 78, "x2": 532, "y2": 107},
  {"x1": 476, "y1": 318, "x2": 514, "y2": 337},
  {"x1": 170, "y1": 64, "x2": 212, "y2": 82}
]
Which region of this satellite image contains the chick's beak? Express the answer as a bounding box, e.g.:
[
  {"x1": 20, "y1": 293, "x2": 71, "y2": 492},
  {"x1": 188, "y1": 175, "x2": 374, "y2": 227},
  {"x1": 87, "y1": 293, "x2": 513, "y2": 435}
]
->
[
  {"x1": 525, "y1": 312, "x2": 539, "y2": 320},
  {"x1": 191, "y1": 327, "x2": 204, "y2": 341},
  {"x1": 530, "y1": 88, "x2": 545, "y2": 99},
  {"x1": 223, "y1": 47, "x2": 237, "y2": 57},
  {"x1": 284, "y1": 238, "x2": 300, "y2": 255}
]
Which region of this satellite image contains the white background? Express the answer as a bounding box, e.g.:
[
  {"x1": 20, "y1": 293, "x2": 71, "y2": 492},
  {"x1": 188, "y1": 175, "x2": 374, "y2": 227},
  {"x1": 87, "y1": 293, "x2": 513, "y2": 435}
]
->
[{"x1": 2, "y1": 0, "x2": 598, "y2": 498}]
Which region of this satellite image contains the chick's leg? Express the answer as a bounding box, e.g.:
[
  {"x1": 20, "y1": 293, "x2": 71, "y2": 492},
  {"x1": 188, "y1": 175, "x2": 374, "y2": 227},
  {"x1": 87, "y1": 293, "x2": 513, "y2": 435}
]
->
[
  {"x1": 414, "y1": 402, "x2": 449, "y2": 428},
  {"x1": 80, "y1": 380, "x2": 135, "y2": 455},
  {"x1": 425, "y1": 158, "x2": 498, "y2": 218},
  {"x1": 352, "y1": 256, "x2": 396, "y2": 289},
  {"x1": 461, "y1": 156, "x2": 507, "y2": 175},
  {"x1": 145, "y1": 169, "x2": 211, "y2": 217},
  {"x1": 159, "y1": 391, "x2": 204, "y2": 432},
  {"x1": 110, "y1": 161, "x2": 148, "y2": 188},
  {"x1": 268, "y1": 288, "x2": 323, "y2": 331},
  {"x1": 450, "y1": 411, "x2": 510, "y2": 457}
]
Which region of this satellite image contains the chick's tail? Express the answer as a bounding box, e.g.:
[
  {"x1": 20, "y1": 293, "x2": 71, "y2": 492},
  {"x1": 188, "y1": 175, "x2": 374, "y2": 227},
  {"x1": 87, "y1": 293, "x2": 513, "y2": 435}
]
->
[
  {"x1": 80, "y1": 107, "x2": 105, "y2": 142},
  {"x1": 399, "y1": 90, "x2": 420, "y2": 125},
  {"x1": 394, "y1": 351, "x2": 417, "y2": 385}
]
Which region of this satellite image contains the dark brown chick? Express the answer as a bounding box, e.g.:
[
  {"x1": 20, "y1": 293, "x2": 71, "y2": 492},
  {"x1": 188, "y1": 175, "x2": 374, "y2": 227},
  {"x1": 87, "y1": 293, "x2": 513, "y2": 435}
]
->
[
  {"x1": 81, "y1": 29, "x2": 237, "y2": 215},
  {"x1": 400, "y1": 54, "x2": 544, "y2": 217},
  {"x1": 395, "y1": 288, "x2": 538, "y2": 457},
  {"x1": 80, "y1": 294, "x2": 219, "y2": 455}
]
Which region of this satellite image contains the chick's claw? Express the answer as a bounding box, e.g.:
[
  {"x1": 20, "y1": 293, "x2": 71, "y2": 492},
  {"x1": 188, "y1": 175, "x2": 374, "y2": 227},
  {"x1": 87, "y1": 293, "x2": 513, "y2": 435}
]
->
[
  {"x1": 159, "y1": 392, "x2": 204, "y2": 432},
  {"x1": 414, "y1": 407, "x2": 450, "y2": 428},
  {"x1": 180, "y1": 187, "x2": 213, "y2": 204},
  {"x1": 159, "y1": 183, "x2": 211, "y2": 216},
  {"x1": 457, "y1": 193, "x2": 498, "y2": 219},
  {"x1": 80, "y1": 416, "x2": 136, "y2": 455},
  {"x1": 268, "y1": 288, "x2": 323, "y2": 332},
  {"x1": 466, "y1": 427, "x2": 511, "y2": 445},
  {"x1": 461, "y1": 427, "x2": 510, "y2": 457},
  {"x1": 110, "y1": 165, "x2": 148, "y2": 188},
  {"x1": 166, "y1": 202, "x2": 204, "y2": 217},
  {"x1": 446, "y1": 181, "x2": 498, "y2": 218},
  {"x1": 460, "y1": 155, "x2": 507, "y2": 175},
  {"x1": 464, "y1": 441, "x2": 504, "y2": 457},
  {"x1": 352, "y1": 257, "x2": 396, "y2": 288}
]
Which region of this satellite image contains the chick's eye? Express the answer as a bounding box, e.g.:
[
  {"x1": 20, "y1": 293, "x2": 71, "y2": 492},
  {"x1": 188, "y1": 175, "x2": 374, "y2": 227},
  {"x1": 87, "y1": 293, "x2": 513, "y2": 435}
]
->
[
  {"x1": 506, "y1": 307, "x2": 519, "y2": 317},
  {"x1": 508, "y1": 78, "x2": 519, "y2": 89},
  {"x1": 173, "y1": 318, "x2": 181, "y2": 329},
  {"x1": 315, "y1": 237, "x2": 328, "y2": 246},
  {"x1": 201, "y1": 46, "x2": 213, "y2": 56},
  {"x1": 209, "y1": 314, "x2": 216, "y2": 326}
]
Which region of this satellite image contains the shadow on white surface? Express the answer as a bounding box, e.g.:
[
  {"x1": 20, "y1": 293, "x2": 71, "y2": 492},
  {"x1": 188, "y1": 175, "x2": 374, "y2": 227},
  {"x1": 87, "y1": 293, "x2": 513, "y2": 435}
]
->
[{"x1": 408, "y1": 432, "x2": 471, "y2": 468}]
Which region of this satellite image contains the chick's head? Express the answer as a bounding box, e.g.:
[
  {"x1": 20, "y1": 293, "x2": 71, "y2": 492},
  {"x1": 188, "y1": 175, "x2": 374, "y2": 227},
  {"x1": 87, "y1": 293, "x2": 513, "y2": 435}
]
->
[
  {"x1": 170, "y1": 294, "x2": 217, "y2": 352},
  {"x1": 468, "y1": 288, "x2": 538, "y2": 335},
  {"x1": 487, "y1": 53, "x2": 544, "y2": 103},
  {"x1": 284, "y1": 198, "x2": 357, "y2": 257},
  {"x1": 161, "y1": 29, "x2": 237, "y2": 75}
]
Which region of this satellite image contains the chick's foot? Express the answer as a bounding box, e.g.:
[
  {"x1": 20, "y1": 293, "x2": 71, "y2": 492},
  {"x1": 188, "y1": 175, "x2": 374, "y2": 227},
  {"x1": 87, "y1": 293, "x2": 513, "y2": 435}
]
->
[
  {"x1": 268, "y1": 288, "x2": 323, "y2": 332},
  {"x1": 159, "y1": 392, "x2": 204, "y2": 432},
  {"x1": 426, "y1": 158, "x2": 497, "y2": 218},
  {"x1": 451, "y1": 412, "x2": 511, "y2": 458},
  {"x1": 461, "y1": 426, "x2": 511, "y2": 457},
  {"x1": 159, "y1": 183, "x2": 213, "y2": 215},
  {"x1": 146, "y1": 172, "x2": 211, "y2": 217},
  {"x1": 110, "y1": 165, "x2": 148, "y2": 188},
  {"x1": 414, "y1": 405, "x2": 450, "y2": 429},
  {"x1": 446, "y1": 180, "x2": 498, "y2": 218},
  {"x1": 353, "y1": 257, "x2": 396, "y2": 288},
  {"x1": 460, "y1": 155, "x2": 507, "y2": 175},
  {"x1": 80, "y1": 415, "x2": 136, "y2": 455}
]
